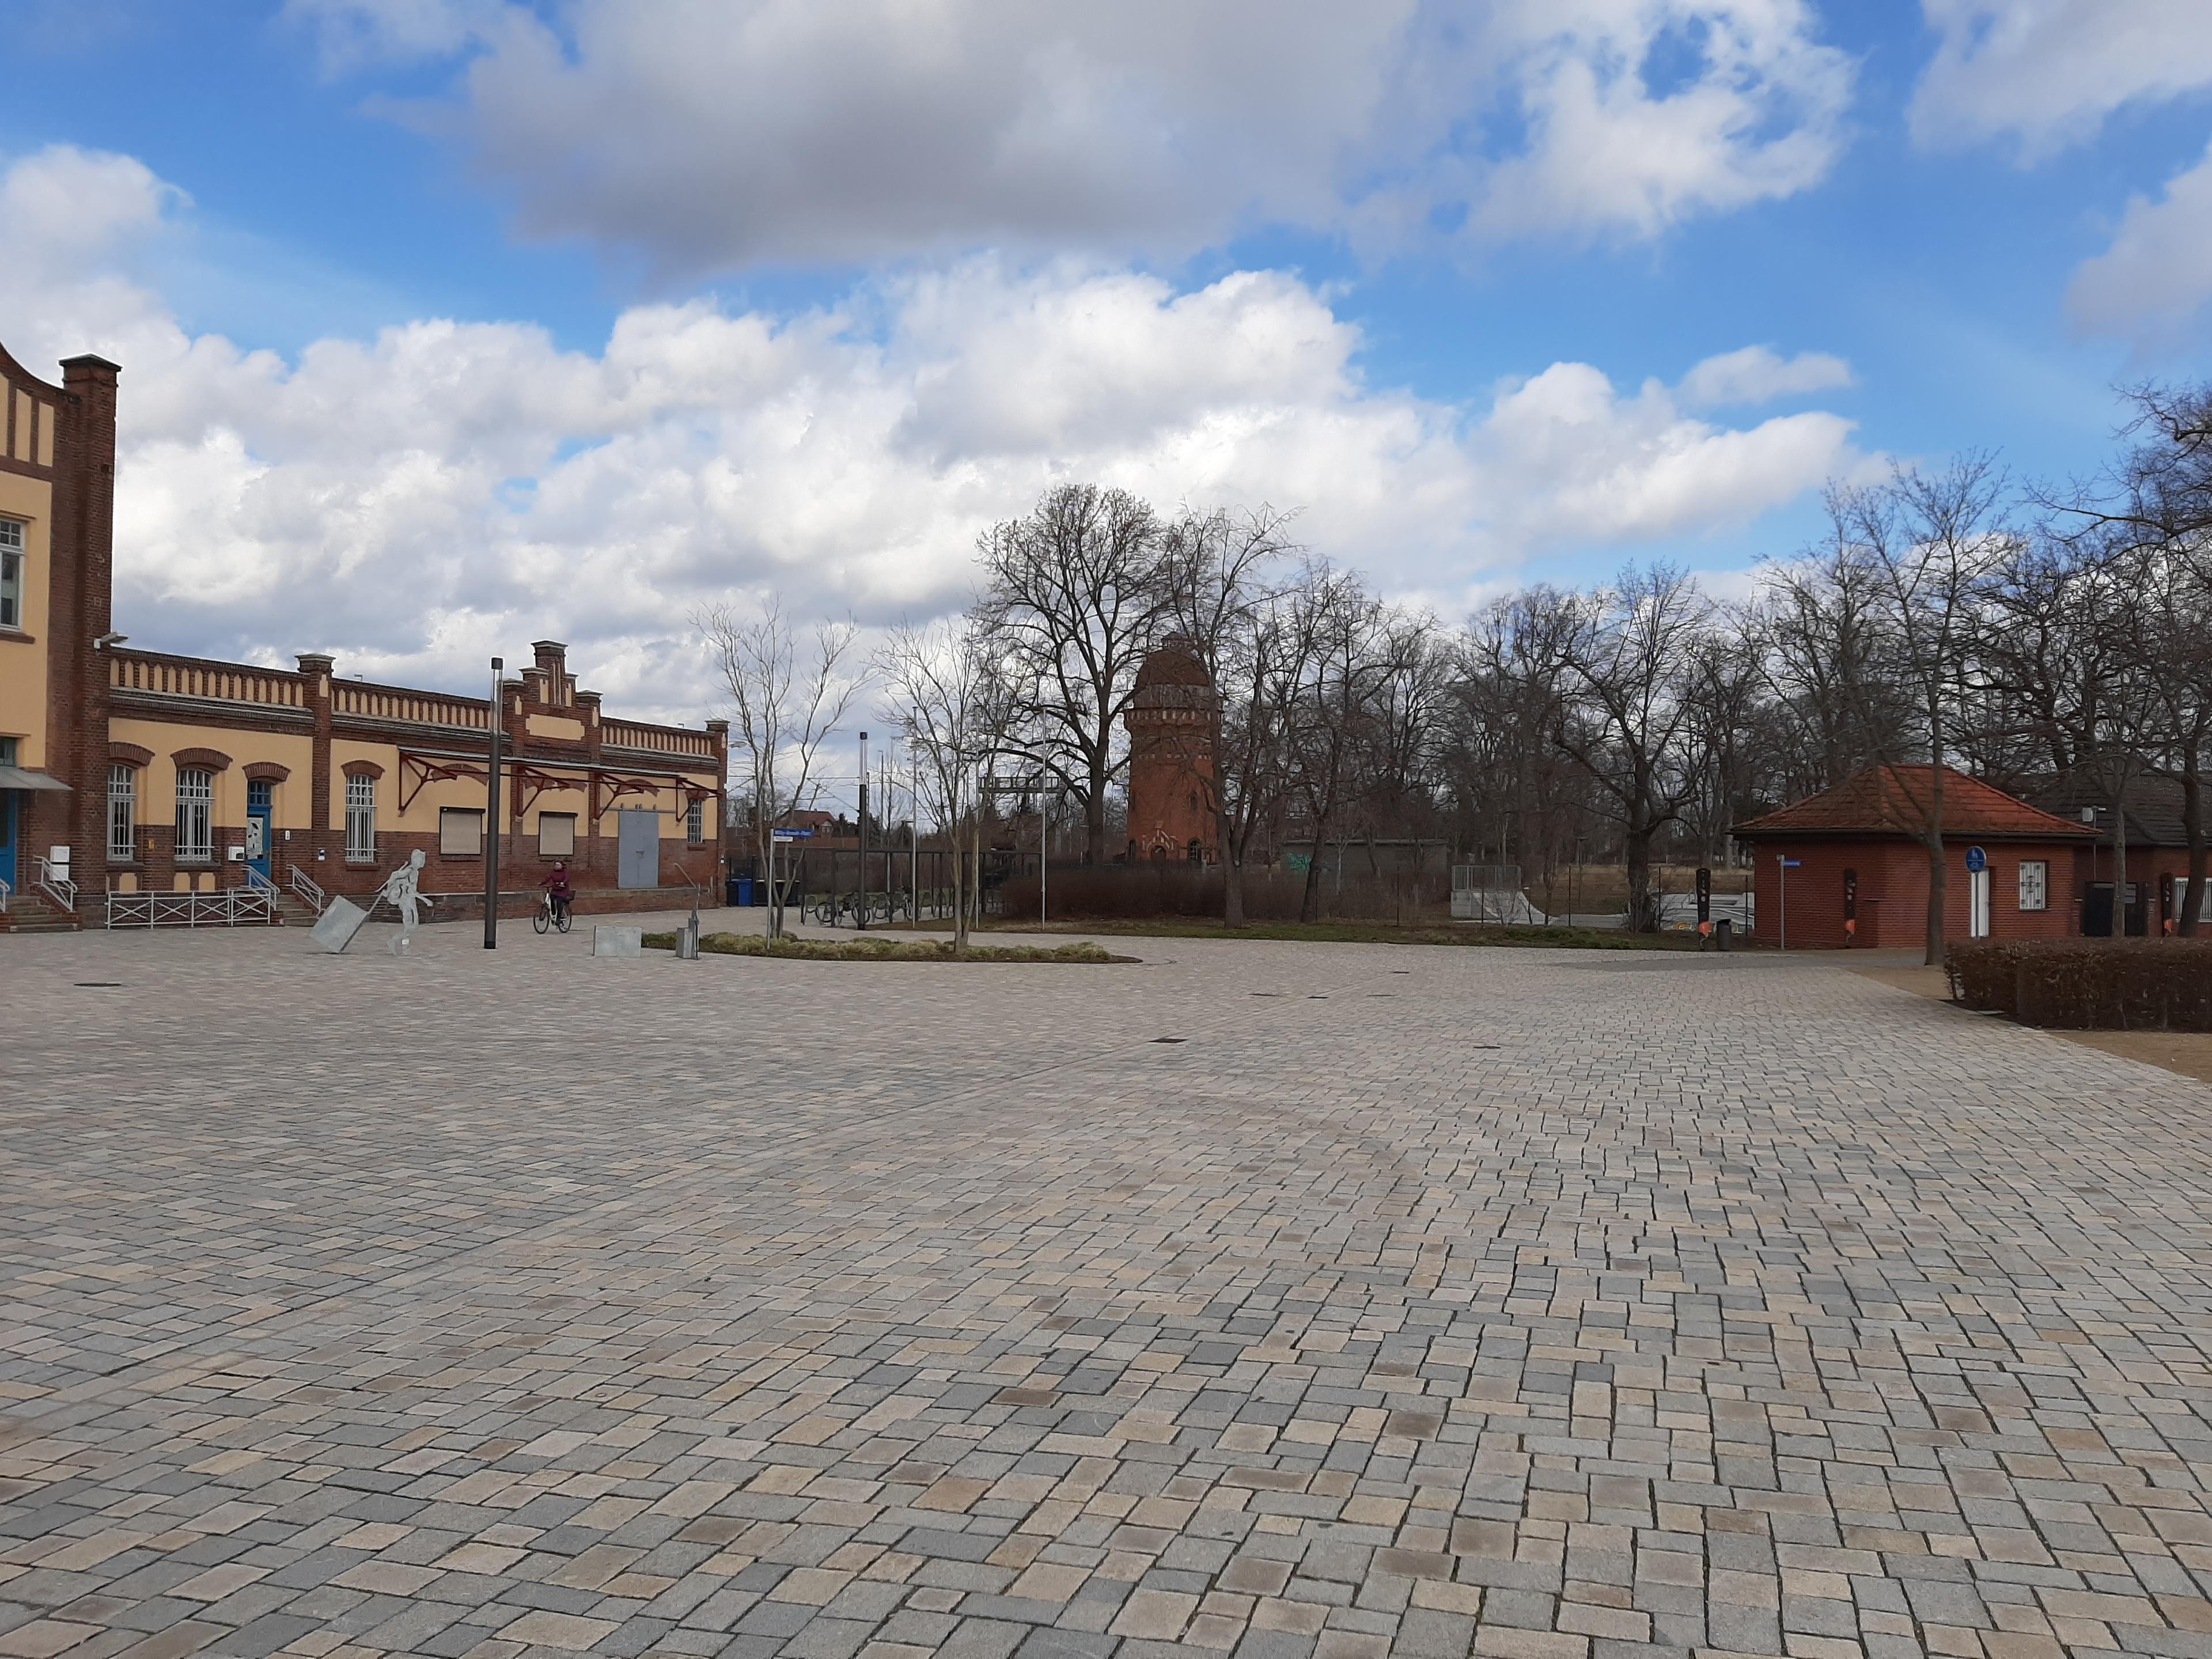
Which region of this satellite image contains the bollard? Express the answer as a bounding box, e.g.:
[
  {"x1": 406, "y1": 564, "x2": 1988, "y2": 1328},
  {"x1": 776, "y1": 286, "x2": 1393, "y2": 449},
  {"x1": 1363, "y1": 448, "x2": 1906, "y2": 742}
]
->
[{"x1": 675, "y1": 910, "x2": 700, "y2": 960}]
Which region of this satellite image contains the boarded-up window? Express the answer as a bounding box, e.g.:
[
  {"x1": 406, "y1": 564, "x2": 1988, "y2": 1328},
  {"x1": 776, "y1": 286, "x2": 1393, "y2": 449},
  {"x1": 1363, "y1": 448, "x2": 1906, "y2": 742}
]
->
[
  {"x1": 539, "y1": 812, "x2": 577, "y2": 856},
  {"x1": 440, "y1": 806, "x2": 484, "y2": 856}
]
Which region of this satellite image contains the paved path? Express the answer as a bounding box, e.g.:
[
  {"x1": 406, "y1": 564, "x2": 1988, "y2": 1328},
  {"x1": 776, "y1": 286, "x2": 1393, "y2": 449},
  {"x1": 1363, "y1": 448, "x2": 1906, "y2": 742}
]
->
[{"x1": 2, "y1": 918, "x2": 2209, "y2": 1659}]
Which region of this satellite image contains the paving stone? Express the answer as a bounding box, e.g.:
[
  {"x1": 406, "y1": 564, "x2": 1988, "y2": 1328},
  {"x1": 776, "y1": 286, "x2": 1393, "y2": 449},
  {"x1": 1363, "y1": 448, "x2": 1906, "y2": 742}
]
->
[{"x1": 2, "y1": 921, "x2": 2210, "y2": 1658}]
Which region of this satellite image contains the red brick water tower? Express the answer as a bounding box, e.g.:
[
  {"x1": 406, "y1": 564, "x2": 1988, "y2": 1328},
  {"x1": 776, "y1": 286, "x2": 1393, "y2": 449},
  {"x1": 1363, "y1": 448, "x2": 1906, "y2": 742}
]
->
[{"x1": 1123, "y1": 638, "x2": 1217, "y2": 862}]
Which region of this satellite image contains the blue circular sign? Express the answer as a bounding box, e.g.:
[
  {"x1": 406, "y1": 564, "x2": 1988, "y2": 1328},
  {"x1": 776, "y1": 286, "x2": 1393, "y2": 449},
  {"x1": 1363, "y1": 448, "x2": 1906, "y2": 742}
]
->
[{"x1": 1965, "y1": 845, "x2": 1987, "y2": 873}]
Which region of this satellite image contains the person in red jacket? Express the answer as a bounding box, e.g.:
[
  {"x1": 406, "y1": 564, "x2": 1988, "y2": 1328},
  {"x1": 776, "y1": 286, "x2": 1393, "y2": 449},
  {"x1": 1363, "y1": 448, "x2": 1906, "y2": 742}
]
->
[{"x1": 541, "y1": 861, "x2": 575, "y2": 925}]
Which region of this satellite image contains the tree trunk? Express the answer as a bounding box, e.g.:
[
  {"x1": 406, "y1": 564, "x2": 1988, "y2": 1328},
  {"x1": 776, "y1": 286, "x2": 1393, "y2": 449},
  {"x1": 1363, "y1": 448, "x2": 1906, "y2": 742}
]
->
[
  {"x1": 1923, "y1": 762, "x2": 1946, "y2": 967},
  {"x1": 1298, "y1": 842, "x2": 1324, "y2": 922},
  {"x1": 1086, "y1": 756, "x2": 1108, "y2": 864},
  {"x1": 1624, "y1": 823, "x2": 1654, "y2": 933},
  {"x1": 2181, "y1": 750, "x2": 2205, "y2": 938},
  {"x1": 2113, "y1": 775, "x2": 2129, "y2": 936},
  {"x1": 1224, "y1": 852, "x2": 1246, "y2": 929}
]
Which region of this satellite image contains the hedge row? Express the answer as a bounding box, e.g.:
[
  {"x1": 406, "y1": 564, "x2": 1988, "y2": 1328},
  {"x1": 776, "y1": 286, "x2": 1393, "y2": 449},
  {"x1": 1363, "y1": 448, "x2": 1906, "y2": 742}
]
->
[{"x1": 1946, "y1": 937, "x2": 2212, "y2": 1030}]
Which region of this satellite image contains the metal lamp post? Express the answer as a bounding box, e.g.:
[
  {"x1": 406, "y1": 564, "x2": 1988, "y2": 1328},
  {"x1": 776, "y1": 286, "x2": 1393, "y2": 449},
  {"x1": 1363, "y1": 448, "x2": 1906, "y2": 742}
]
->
[
  {"x1": 484, "y1": 657, "x2": 502, "y2": 949},
  {"x1": 856, "y1": 731, "x2": 869, "y2": 930}
]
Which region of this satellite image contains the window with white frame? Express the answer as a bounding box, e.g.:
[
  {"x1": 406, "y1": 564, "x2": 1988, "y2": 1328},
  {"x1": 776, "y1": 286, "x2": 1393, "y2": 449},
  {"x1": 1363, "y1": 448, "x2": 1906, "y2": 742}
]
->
[
  {"x1": 686, "y1": 797, "x2": 705, "y2": 843},
  {"x1": 0, "y1": 518, "x2": 22, "y2": 630},
  {"x1": 175, "y1": 768, "x2": 214, "y2": 861},
  {"x1": 2017, "y1": 859, "x2": 2048, "y2": 912},
  {"x1": 538, "y1": 812, "x2": 576, "y2": 857},
  {"x1": 439, "y1": 806, "x2": 484, "y2": 856},
  {"x1": 345, "y1": 774, "x2": 376, "y2": 860},
  {"x1": 108, "y1": 765, "x2": 137, "y2": 861}
]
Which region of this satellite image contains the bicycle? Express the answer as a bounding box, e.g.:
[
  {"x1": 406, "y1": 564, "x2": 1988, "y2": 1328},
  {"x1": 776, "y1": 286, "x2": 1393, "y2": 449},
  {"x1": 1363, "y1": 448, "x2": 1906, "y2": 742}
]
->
[{"x1": 533, "y1": 892, "x2": 573, "y2": 934}]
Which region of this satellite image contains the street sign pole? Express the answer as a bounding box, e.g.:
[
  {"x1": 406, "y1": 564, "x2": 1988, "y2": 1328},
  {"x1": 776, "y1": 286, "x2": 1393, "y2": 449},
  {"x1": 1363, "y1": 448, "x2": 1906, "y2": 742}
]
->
[{"x1": 484, "y1": 657, "x2": 502, "y2": 950}]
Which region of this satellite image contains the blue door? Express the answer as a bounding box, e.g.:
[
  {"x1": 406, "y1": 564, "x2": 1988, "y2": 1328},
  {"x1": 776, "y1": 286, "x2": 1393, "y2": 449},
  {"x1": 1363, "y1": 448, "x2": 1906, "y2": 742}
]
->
[
  {"x1": 246, "y1": 780, "x2": 272, "y2": 881},
  {"x1": 0, "y1": 790, "x2": 16, "y2": 895}
]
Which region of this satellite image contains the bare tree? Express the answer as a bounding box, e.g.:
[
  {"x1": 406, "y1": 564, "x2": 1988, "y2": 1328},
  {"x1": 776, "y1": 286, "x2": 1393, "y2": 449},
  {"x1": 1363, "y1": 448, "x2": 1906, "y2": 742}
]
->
[
  {"x1": 1831, "y1": 458, "x2": 2017, "y2": 963},
  {"x1": 976, "y1": 485, "x2": 1172, "y2": 862},
  {"x1": 876, "y1": 617, "x2": 1021, "y2": 948},
  {"x1": 696, "y1": 597, "x2": 863, "y2": 940},
  {"x1": 1162, "y1": 505, "x2": 1302, "y2": 927},
  {"x1": 1285, "y1": 572, "x2": 1388, "y2": 922},
  {"x1": 1549, "y1": 565, "x2": 1715, "y2": 933}
]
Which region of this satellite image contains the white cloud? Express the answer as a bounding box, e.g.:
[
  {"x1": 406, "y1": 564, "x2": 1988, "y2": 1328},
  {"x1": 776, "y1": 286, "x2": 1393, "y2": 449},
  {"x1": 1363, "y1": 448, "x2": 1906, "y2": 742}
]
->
[
  {"x1": 2067, "y1": 138, "x2": 2212, "y2": 343},
  {"x1": 285, "y1": 0, "x2": 1851, "y2": 267},
  {"x1": 1911, "y1": 0, "x2": 2212, "y2": 159},
  {"x1": 1677, "y1": 344, "x2": 1853, "y2": 407},
  {"x1": 1, "y1": 144, "x2": 1859, "y2": 722}
]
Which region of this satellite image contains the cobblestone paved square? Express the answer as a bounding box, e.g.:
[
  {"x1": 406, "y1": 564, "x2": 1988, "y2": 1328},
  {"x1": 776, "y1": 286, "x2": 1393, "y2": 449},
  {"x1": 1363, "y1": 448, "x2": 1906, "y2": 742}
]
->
[{"x1": 3, "y1": 918, "x2": 2210, "y2": 1659}]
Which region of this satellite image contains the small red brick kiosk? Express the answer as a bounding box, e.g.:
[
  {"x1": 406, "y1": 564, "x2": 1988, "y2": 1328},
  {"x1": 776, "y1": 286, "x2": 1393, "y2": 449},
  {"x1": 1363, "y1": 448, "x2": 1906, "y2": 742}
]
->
[{"x1": 1736, "y1": 765, "x2": 2099, "y2": 948}]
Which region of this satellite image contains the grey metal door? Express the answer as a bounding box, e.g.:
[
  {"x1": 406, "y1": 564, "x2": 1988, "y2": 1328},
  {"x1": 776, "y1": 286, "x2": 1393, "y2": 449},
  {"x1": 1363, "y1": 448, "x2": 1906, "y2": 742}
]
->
[{"x1": 617, "y1": 809, "x2": 660, "y2": 889}]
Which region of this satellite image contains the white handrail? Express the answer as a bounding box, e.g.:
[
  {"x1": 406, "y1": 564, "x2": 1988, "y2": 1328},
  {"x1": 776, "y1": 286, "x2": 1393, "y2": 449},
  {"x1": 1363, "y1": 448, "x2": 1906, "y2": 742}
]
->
[
  {"x1": 287, "y1": 863, "x2": 326, "y2": 911},
  {"x1": 0, "y1": 874, "x2": 9, "y2": 914},
  {"x1": 35, "y1": 856, "x2": 76, "y2": 915}
]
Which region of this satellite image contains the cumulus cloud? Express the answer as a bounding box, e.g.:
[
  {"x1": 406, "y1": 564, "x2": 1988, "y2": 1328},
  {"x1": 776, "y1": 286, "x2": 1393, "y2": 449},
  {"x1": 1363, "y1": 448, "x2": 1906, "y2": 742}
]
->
[
  {"x1": 284, "y1": 0, "x2": 1852, "y2": 267},
  {"x1": 1, "y1": 144, "x2": 1858, "y2": 722},
  {"x1": 1910, "y1": 0, "x2": 2212, "y2": 159},
  {"x1": 2067, "y1": 139, "x2": 2212, "y2": 343},
  {"x1": 1677, "y1": 344, "x2": 1853, "y2": 407}
]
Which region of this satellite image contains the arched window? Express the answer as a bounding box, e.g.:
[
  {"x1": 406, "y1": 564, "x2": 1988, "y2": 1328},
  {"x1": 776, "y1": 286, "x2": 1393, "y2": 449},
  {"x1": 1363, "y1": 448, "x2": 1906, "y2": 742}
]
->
[{"x1": 175, "y1": 768, "x2": 214, "y2": 862}]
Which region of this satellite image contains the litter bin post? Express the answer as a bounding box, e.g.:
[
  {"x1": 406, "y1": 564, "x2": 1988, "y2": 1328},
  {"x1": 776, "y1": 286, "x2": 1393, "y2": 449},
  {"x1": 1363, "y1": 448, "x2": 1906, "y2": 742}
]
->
[{"x1": 1715, "y1": 918, "x2": 1732, "y2": 952}]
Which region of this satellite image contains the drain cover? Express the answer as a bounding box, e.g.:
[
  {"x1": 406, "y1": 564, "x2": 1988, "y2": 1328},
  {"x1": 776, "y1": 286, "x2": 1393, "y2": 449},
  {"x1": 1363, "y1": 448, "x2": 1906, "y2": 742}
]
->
[
  {"x1": 74, "y1": 982, "x2": 123, "y2": 988},
  {"x1": 1152, "y1": 1036, "x2": 1186, "y2": 1044}
]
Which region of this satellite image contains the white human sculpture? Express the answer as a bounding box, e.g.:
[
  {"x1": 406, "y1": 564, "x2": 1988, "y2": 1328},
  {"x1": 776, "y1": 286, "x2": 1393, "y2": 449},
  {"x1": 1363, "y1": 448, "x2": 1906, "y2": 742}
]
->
[{"x1": 377, "y1": 849, "x2": 430, "y2": 954}]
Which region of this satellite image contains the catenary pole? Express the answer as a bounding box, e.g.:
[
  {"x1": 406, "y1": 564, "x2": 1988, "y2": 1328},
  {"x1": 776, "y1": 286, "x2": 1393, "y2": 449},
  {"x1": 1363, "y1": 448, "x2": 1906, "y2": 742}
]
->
[
  {"x1": 484, "y1": 657, "x2": 502, "y2": 949},
  {"x1": 857, "y1": 731, "x2": 869, "y2": 930}
]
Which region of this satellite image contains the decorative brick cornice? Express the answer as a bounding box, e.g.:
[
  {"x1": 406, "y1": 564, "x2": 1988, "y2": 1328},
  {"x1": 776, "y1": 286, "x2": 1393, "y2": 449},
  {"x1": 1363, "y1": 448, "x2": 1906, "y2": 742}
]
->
[
  {"x1": 170, "y1": 745, "x2": 232, "y2": 772},
  {"x1": 110, "y1": 741, "x2": 154, "y2": 768},
  {"x1": 243, "y1": 761, "x2": 292, "y2": 782},
  {"x1": 342, "y1": 759, "x2": 385, "y2": 779}
]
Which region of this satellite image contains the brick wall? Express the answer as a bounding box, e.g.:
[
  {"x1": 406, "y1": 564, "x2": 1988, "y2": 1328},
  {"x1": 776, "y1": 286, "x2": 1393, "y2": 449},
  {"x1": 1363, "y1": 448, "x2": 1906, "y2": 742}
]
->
[{"x1": 1751, "y1": 836, "x2": 2086, "y2": 948}]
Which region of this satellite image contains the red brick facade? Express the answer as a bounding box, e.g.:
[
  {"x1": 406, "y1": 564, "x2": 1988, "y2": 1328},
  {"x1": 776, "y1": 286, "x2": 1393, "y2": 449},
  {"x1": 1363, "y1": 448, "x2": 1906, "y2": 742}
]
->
[
  {"x1": 1749, "y1": 836, "x2": 2087, "y2": 949},
  {"x1": 1123, "y1": 641, "x2": 1216, "y2": 863},
  {"x1": 1740, "y1": 766, "x2": 2102, "y2": 948}
]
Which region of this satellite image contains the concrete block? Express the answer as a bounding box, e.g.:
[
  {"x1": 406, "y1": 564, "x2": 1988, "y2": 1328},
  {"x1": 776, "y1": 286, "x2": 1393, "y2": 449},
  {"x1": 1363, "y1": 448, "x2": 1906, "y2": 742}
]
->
[
  {"x1": 593, "y1": 925, "x2": 643, "y2": 957},
  {"x1": 310, "y1": 897, "x2": 369, "y2": 954}
]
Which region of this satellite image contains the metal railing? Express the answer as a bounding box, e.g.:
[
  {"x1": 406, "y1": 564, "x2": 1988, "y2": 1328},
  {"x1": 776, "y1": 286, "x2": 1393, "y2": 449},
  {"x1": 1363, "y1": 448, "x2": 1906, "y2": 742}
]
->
[
  {"x1": 288, "y1": 863, "x2": 327, "y2": 912},
  {"x1": 0, "y1": 874, "x2": 10, "y2": 914},
  {"x1": 105, "y1": 885, "x2": 279, "y2": 929},
  {"x1": 35, "y1": 856, "x2": 77, "y2": 915}
]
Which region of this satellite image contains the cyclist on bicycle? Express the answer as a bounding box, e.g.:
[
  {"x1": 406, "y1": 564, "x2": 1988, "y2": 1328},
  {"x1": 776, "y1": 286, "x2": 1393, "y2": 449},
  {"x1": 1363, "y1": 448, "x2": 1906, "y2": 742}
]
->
[{"x1": 541, "y1": 861, "x2": 575, "y2": 926}]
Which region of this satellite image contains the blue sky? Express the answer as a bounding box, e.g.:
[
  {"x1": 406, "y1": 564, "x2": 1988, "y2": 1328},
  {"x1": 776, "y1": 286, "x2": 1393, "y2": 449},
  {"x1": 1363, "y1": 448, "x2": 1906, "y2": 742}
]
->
[{"x1": 3, "y1": 1, "x2": 2210, "y2": 715}]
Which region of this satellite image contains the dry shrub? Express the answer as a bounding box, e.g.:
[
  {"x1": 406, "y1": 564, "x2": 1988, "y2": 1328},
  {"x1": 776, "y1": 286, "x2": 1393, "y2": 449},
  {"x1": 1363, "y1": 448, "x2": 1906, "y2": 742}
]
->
[
  {"x1": 1001, "y1": 862, "x2": 1448, "y2": 924},
  {"x1": 642, "y1": 930, "x2": 1130, "y2": 963},
  {"x1": 1946, "y1": 938, "x2": 2212, "y2": 1030}
]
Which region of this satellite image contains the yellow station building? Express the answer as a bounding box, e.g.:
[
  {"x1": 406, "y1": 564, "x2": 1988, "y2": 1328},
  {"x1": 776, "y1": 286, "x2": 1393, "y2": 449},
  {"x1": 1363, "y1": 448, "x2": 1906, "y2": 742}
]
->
[{"x1": 0, "y1": 337, "x2": 726, "y2": 930}]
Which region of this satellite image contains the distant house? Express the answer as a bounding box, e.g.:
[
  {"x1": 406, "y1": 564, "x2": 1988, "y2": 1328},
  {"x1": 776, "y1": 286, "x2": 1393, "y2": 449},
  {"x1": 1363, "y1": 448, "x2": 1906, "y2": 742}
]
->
[
  {"x1": 2020, "y1": 771, "x2": 2210, "y2": 937},
  {"x1": 1734, "y1": 766, "x2": 2097, "y2": 948}
]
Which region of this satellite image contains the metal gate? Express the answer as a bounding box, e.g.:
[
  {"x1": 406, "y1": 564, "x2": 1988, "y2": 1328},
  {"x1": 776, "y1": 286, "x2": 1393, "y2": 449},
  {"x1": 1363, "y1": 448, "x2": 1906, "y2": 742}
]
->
[{"x1": 617, "y1": 809, "x2": 660, "y2": 889}]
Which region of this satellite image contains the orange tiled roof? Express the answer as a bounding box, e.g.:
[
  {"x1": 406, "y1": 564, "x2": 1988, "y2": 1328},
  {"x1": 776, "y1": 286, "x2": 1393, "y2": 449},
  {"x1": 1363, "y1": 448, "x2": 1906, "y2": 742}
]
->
[{"x1": 1736, "y1": 765, "x2": 2099, "y2": 840}]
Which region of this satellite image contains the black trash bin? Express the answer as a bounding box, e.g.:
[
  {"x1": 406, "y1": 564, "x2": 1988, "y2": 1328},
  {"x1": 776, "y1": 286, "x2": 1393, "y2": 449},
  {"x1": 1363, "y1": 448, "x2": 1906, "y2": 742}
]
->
[{"x1": 1713, "y1": 918, "x2": 1732, "y2": 952}]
